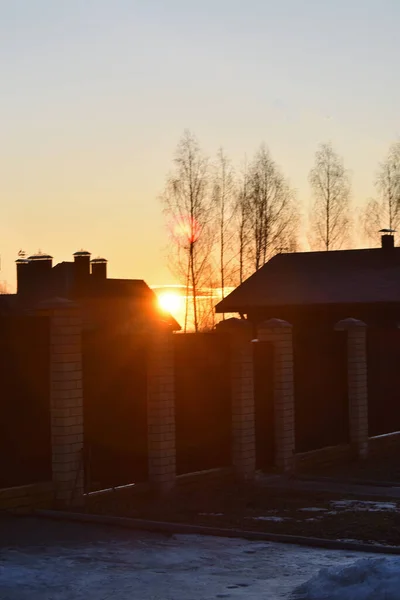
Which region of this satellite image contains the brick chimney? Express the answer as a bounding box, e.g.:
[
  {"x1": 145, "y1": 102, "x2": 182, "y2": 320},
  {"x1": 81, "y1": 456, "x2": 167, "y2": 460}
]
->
[
  {"x1": 91, "y1": 257, "x2": 107, "y2": 280},
  {"x1": 17, "y1": 252, "x2": 53, "y2": 297},
  {"x1": 381, "y1": 234, "x2": 395, "y2": 250},
  {"x1": 380, "y1": 229, "x2": 395, "y2": 250},
  {"x1": 15, "y1": 257, "x2": 30, "y2": 294},
  {"x1": 73, "y1": 250, "x2": 91, "y2": 293}
]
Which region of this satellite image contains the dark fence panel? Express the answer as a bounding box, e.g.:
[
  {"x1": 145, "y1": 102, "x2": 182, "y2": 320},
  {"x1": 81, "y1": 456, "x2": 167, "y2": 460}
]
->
[
  {"x1": 367, "y1": 328, "x2": 400, "y2": 437},
  {"x1": 294, "y1": 328, "x2": 349, "y2": 453},
  {"x1": 254, "y1": 341, "x2": 275, "y2": 470},
  {"x1": 174, "y1": 333, "x2": 231, "y2": 475},
  {"x1": 0, "y1": 316, "x2": 51, "y2": 488},
  {"x1": 83, "y1": 331, "x2": 148, "y2": 490}
]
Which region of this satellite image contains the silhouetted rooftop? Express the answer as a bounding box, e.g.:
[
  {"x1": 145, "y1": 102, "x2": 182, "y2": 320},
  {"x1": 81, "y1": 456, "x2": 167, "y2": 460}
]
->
[
  {"x1": 27, "y1": 253, "x2": 53, "y2": 261},
  {"x1": 216, "y1": 247, "x2": 400, "y2": 313}
]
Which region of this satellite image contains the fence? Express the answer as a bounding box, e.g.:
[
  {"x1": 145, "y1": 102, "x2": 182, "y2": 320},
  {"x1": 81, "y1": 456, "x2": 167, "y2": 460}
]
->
[
  {"x1": 4, "y1": 306, "x2": 400, "y2": 509},
  {"x1": 367, "y1": 328, "x2": 400, "y2": 437},
  {"x1": 0, "y1": 316, "x2": 51, "y2": 489},
  {"x1": 293, "y1": 328, "x2": 349, "y2": 453},
  {"x1": 174, "y1": 333, "x2": 232, "y2": 475},
  {"x1": 253, "y1": 341, "x2": 275, "y2": 470},
  {"x1": 83, "y1": 330, "x2": 149, "y2": 491}
]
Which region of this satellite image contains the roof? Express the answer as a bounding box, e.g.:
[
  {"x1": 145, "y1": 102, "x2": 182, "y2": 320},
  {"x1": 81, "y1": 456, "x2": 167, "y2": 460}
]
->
[
  {"x1": 80, "y1": 278, "x2": 155, "y2": 298},
  {"x1": 27, "y1": 253, "x2": 53, "y2": 261},
  {"x1": 216, "y1": 247, "x2": 400, "y2": 313},
  {"x1": 91, "y1": 257, "x2": 107, "y2": 264},
  {"x1": 15, "y1": 253, "x2": 181, "y2": 330}
]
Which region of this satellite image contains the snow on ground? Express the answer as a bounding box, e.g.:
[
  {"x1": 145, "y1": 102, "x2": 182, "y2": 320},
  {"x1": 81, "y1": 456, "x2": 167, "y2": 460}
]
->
[
  {"x1": 1, "y1": 521, "x2": 399, "y2": 600},
  {"x1": 292, "y1": 557, "x2": 400, "y2": 599},
  {"x1": 330, "y1": 500, "x2": 398, "y2": 512},
  {"x1": 198, "y1": 500, "x2": 400, "y2": 526},
  {"x1": 298, "y1": 507, "x2": 329, "y2": 513},
  {"x1": 247, "y1": 516, "x2": 289, "y2": 522}
]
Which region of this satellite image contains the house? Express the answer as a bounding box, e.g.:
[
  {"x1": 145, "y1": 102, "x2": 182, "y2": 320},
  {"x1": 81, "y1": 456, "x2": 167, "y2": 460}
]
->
[
  {"x1": 215, "y1": 233, "x2": 400, "y2": 330},
  {"x1": 1, "y1": 250, "x2": 180, "y2": 332}
]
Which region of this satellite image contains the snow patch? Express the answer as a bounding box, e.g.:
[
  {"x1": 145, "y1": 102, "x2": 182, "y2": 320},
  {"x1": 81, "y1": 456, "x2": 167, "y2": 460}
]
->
[
  {"x1": 336, "y1": 538, "x2": 363, "y2": 544},
  {"x1": 1, "y1": 530, "x2": 397, "y2": 600},
  {"x1": 298, "y1": 508, "x2": 328, "y2": 513},
  {"x1": 198, "y1": 513, "x2": 225, "y2": 516},
  {"x1": 292, "y1": 557, "x2": 400, "y2": 600},
  {"x1": 330, "y1": 500, "x2": 398, "y2": 512},
  {"x1": 247, "y1": 516, "x2": 289, "y2": 523}
]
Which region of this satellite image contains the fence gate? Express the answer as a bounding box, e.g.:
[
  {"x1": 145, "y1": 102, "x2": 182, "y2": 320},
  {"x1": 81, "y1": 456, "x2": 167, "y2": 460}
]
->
[
  {"x1": 367, "y1": 328, "x2": 400, "y2": 437},
  {"x1": 174, "y1": 333, "x2": 232, "y2": 476},
  {"x1": 83, "y1": 331, "x2": 148, "y2": 491},
  {"x1": 0, "y1": 316, "x2": 51, "y2": 488},
  {"x1": 254, "y1": 341, "x2": 275, "y2": 470},
  {"x1": 293, "y1": 328, "x2": 349, "y2": 453}
]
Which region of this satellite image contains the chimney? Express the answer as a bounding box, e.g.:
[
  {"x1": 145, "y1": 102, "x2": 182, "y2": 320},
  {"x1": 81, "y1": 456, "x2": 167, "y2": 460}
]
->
[
  {"x1": 16, "y1": 257, "x2": 30, "y2": 295},
  {"x1": 22, "y1": 252, "x2": 53, "y2": 298},
  {"x1": 73, "y1": 250, "x2": 91, "y2": 292},
  {"x1": 91, "y1": 257, "x2": 107, "y2": 280},
  {"x1": 380, "y1": 229, "x2": 395, "y2": 250}
]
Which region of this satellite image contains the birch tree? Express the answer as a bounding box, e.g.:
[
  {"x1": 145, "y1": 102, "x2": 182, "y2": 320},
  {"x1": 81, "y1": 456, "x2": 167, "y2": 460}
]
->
[
  {"x1": 362, "y1": 141, "x2": 400, "y2": 243},
  {"x1": 234, "y1": 159, "x2": 251, "y2": 285},
  {"x1": 246, "y1": 144, "x2": 298, "y2": 271},
  {"x1": 212, "y1": 148, "x2": 236, "y2": 301},
  {"x1": 309, "y1": 142, "x2": 351, "y2": 251},
  {"x1": 161, "y1": 130, "x2": 214, "y2": 332}
]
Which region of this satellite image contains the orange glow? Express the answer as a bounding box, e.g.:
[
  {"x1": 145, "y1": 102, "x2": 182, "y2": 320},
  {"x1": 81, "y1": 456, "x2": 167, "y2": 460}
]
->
[
  {"x1": 172, "y1": 215, "x2": 200, "y2": 244},
  {"x1": 157, "y1": 291, "x2": 184, "y2": 316}
]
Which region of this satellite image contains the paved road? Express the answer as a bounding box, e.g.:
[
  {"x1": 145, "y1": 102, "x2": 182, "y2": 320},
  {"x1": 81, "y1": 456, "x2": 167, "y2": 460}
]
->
[{"x1": 0, "y1": 516, "x2": 390, "y2": 599}]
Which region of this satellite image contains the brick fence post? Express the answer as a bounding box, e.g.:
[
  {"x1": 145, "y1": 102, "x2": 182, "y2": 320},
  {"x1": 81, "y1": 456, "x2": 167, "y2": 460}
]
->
[
  {"x1": 37, "y1": 298, "x2": 84, "y2": 507},
  {"x1": 147, "y1": 328, "x2": 176, "y2": 492},
  {"x1": 335, "y1": 318, "x2": 368, "y2": 459},
  {"x1": 216, "y1": 318, "x2": 255, "y2": 481},
  {"x1": 257, "y1": 319, "x2": 295, "y2": 472}
]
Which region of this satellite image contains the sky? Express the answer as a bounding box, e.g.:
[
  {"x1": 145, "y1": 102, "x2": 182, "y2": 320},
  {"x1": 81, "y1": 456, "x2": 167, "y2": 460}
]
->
[{"x1": 1, "y1": 0, "x2": 400, "y2": 291}]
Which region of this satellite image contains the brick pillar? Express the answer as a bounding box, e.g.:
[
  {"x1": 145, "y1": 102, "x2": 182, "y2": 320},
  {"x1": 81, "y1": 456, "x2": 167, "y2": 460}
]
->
[
  {"x1": 147, "y1": 329, "x2": 176, "y2": 492},
  {"x1": 257, "y1": 319, "x2": 295, "y2": 472},
  {"x1": 37, "y1": 298, "x2": 84, "y2": 507},
  {"x1": 216, "y1": 318, "x2": 255, "y2": 481},
  {"x1": 335, "y1": 318, "x2": 368, "y2": 459}
]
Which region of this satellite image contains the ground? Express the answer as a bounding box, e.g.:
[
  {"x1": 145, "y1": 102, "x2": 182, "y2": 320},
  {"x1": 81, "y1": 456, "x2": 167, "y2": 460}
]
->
[
  {"x1": 0, "y1": 516, "x2": 392, "y2": 600},
  {"x1": 82, "y1": 476, "x2": 400, "y2": 546}
]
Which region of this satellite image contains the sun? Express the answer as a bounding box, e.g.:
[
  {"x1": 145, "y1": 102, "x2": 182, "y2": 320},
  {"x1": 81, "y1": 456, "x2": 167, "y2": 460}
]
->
[{"x1": 157, "y1": 291, "x2": 183, "y2": 315}]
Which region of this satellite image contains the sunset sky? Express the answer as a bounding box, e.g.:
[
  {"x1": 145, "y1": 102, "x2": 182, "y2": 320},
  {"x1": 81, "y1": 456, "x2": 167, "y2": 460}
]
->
[{"x1": 1, "y1": 0, "x2": 400, "y2": 291}]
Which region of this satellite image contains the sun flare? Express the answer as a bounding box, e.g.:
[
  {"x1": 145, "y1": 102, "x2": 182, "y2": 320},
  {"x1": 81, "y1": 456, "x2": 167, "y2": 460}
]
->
[{"x1": 157, "y1": 291, "x2": 184, "y2": 315}]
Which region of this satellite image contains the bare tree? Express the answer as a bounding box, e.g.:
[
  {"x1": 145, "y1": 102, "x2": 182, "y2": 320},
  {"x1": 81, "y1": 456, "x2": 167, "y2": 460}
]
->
[
  {"x1": 212, "y1": 148, "x2": 236, "y2": 304},
  {"x1": 362, "y1": 141, "x2": 400, "y2": 244},
  {"x1": 234, "y1": 159, "x2": 252, "y2": 285},
  {"x1": 161, "y1": 130, "x2": 214, "y2": 332},
  {"x1": 246, "y1": 144, "x2": 298, "y2": 271},
  {"x1": 309, "y1": 142, "x2": 351, "y2": 251},
  {"x1": 196, "y1": 267, "x2": 219, "y2": 332},
  {"x1": 0, "y1": 281, "x2": 9, "y2": 294}
]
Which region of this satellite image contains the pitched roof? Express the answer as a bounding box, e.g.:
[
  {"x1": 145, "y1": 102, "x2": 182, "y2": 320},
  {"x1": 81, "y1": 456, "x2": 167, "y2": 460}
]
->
[
  {"x1": 78, "y1": 277, "x2": 153, "y2": 298},
  {"x1": 216, "y1": 247, "x2": 400, "y2": 313}
]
